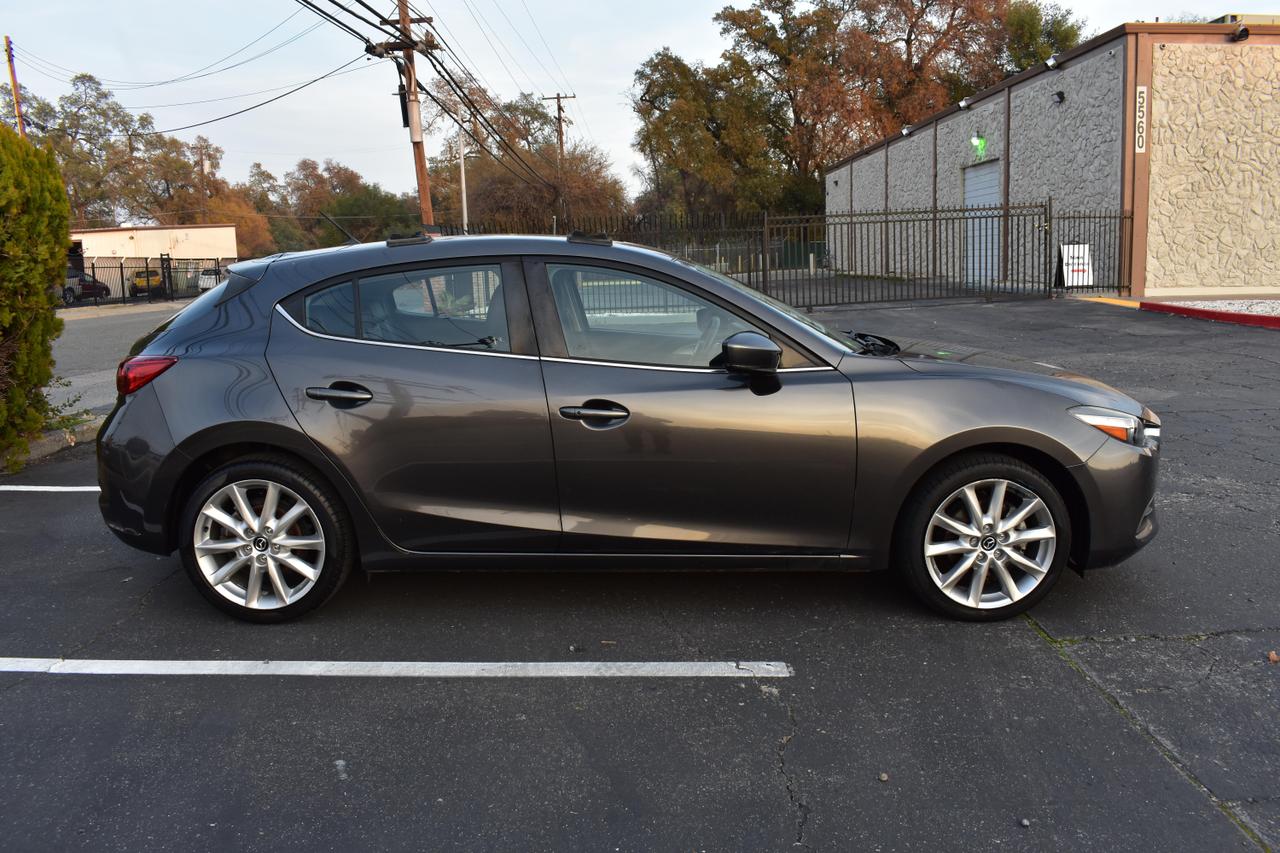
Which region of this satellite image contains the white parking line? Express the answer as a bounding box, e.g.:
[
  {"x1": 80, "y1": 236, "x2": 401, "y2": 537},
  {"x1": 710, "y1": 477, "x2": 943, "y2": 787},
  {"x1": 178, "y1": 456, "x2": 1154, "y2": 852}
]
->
[
  {"x1": 0, "y1": 485, "x2": 100, "y2": 492},
  {"x1": 0, "y1": 658, "x2": 792, "y2": 678}
]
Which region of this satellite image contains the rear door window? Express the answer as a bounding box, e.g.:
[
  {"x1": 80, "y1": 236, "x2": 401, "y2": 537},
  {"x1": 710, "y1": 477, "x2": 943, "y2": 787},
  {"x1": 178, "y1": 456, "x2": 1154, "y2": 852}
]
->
[
  {"x1": 286, "y1": 264, "x2": 511, "y2": 353},
  {"x1": 359, "y1": 265, "x2": 508, "y2": 351}
]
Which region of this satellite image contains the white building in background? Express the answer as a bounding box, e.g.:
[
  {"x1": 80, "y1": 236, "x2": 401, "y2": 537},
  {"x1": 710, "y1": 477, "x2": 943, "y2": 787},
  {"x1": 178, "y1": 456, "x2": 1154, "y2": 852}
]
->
[{"x1": 70, "y1": 223, "x2": 238, "y2": 262}]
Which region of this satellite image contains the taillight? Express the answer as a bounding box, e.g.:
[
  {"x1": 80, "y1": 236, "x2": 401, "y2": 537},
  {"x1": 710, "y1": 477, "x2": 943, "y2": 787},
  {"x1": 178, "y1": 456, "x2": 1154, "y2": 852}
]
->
[{"x1": 116, "y1": 356, "x2": 178, "y2": 395}]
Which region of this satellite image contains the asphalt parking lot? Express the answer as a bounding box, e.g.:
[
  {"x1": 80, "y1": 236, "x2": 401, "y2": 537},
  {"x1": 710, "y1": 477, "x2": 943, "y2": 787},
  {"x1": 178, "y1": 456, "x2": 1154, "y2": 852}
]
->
[{"x1": 2, "y1": 297, "x2": 1277, "y2": 851}]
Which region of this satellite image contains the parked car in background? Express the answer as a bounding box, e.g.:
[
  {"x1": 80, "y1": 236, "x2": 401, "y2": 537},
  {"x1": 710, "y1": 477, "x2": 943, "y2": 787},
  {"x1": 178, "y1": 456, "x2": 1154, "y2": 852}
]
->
[
  {"x1": 98, "y1": 235, "x2": 1161, "y2": 623},
  {"x1": 197, "y1": 268, "x2": 224, "y2": 291},
  {"x1": 130, "y1": 268, "x2": 164, "y2": 296},
  {"x1": 57, "y1": 270, "x2": 112, "y2": 305}
]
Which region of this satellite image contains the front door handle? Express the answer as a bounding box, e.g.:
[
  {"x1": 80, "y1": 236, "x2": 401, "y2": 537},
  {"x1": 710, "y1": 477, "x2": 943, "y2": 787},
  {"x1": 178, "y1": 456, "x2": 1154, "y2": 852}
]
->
[
  {"x1": 306, "y1": 384, "x2": 373, "y2": 407},
  {"x1": 559, "y1": 401, "x2": 630, "y2": 423}
]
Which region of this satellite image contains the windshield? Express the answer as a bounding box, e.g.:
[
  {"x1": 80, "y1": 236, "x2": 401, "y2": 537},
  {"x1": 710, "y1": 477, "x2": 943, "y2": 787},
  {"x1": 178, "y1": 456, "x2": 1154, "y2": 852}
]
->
[{"x1": 670, "y1": 256, "x2": 864, "y2": 352}]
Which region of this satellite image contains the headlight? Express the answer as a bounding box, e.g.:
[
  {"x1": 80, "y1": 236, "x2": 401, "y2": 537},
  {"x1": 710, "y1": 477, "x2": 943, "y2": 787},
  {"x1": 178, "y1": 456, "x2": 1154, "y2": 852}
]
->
[{"x1": 1070, "y1": 405, "x2": 1156, "y2": 446}]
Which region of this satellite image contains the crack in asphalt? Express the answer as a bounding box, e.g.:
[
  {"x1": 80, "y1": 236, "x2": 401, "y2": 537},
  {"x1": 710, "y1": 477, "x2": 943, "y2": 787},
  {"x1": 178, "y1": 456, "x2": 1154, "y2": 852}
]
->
[
  {"x1": 735, "y1": 661, "x2": 811, "y2": 849},
  {"x1": 65, "y1": 565, "x2": 183, "y2": 659},
  {"x1": 1023, "y1": 613, "x2": 1270, "y2": 851},
  {"x1": 1050, "y1": 626, "x2": 1280, "y2": 647}
]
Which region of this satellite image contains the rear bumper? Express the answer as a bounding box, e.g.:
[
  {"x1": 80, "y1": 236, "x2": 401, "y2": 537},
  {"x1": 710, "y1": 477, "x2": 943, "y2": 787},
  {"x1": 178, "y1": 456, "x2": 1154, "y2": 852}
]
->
[
  {"x1": 96, "y1": 385, "x2": 181, "y2": 555},
  {"x1": 1073, "y1": 437, "x2": 1161, "y2": 570}
]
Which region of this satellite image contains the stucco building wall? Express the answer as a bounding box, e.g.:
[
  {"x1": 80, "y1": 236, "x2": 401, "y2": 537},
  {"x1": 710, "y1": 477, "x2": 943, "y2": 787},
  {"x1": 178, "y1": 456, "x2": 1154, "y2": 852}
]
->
[
  {"x1": 886, "y1": 132, "x2": 933, "y2": 210},
  {"x1": 848, "y1": 149, "x2": 886, "y2": 212},
  {"x1": 1008, "y1": 40, "x2": 1124, "y2": 208},
  {"x1": 934, "y1": 98, "x2": 1006, "y2": 209},
  {"x1": 1145, "y1": 43, "x2": 1280, "y2": 293}
]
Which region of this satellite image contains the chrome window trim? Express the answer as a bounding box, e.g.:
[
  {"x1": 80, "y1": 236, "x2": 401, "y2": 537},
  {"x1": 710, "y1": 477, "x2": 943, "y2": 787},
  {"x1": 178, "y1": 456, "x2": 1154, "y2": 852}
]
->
[
  {"x1": 273, "y1": 304, "x2": 540, "y2": 361},
  {"x1": 540, "y1": 355, "x2": 834, "y2": 374},
  {"x1": 276, "y1": 306, "x2": 836, "y2": 372}
]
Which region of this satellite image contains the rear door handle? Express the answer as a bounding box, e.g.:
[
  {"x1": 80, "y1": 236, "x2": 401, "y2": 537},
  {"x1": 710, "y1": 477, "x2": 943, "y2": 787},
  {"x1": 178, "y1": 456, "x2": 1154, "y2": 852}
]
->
[
  {"x1": 559, "y1": 402, "x2": 629, "y2": 422},
  {"x1": 306, "y1": 384, "x2": 373, "y2": 406}
]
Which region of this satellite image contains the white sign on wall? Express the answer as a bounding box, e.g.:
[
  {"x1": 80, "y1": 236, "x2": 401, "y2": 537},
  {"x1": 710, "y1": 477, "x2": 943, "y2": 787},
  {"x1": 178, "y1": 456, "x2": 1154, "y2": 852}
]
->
[
  {"x1": 1135, "y1": 86, "x2": 1148, "y2": 154},
  {"x1": 1060, "y1": 244, "x2": 1094, "y2": 288}
]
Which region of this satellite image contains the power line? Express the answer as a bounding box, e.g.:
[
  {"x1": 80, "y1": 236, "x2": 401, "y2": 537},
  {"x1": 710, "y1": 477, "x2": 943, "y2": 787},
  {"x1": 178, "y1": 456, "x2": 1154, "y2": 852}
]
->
[
  {"x1": 515, "y1": 0, "x2": 597, "y2": 145},
  {"x1": 456, "y1": 0, "x2": 528, "y2": 95},
  {"x1": 290, "y1": 0, "x2": 556, "y2": 193},
  {"x1": 293, "y1": 0, "x2": 372, "y2": 44},
  {"x1": 120, "y1": 60, "x2": 388, "y2": 110},
  {"x1": 127, "y1": 56, "x2": 366, "y2": 136},
  {"x1": 16, "y1": 18, "x2": 323, "y2": 91},
  {"x1": 518, "y1": 0, "x2": 573, "y2": 93}
]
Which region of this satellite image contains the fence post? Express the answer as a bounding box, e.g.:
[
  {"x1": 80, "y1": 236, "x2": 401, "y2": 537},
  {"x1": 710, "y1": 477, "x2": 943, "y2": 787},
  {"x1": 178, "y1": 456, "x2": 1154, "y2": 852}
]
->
[
  {"x1": 1043, "y1": 197, "x2": 1054, "y2": 296},
  {"x1": 119, "y1": 261, "x2": 125, "y2": 304},
  {"x1": 761, "y1": 211, "x2": 769, "y2": 292}
]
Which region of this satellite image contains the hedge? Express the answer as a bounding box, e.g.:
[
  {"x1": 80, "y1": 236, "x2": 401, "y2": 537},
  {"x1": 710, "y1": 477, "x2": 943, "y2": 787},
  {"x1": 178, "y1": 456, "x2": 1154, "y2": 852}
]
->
[{"x1": 0, "y1": 123, "x2": 67, "y2": 470}]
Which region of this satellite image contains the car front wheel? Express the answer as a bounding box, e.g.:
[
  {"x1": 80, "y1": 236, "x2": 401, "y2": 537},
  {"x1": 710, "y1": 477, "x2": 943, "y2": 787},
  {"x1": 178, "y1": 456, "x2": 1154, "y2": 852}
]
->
[
  {"x1": 179, "y1": 457, "x2": 354, "y2": 622},
  {"x1": 62, "y1": 287, "x2": 76, "y2": 305},
  {"x1": 897, "y1": 453, "x2": 1070, "y2": 621}
]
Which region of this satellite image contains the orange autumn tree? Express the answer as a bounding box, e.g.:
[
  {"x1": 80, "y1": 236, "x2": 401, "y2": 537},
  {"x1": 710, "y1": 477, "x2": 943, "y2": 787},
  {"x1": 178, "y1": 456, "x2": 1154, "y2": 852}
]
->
[{"x1": 634, "y1": 0, "x2": 1065, "y2": 215}]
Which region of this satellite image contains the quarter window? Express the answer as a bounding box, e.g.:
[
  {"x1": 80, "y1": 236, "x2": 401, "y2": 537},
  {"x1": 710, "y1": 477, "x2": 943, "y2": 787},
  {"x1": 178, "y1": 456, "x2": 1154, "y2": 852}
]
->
[
  {"x1": 302, "y1": 281, "x2": 356, "y2": 338},
  {"x1": 291, "y1": 264, "x2": 509, "y2": 352},
  {"x1": 359, "y1": 265, "x2": 507, "y2": 351},
  {"x1": 546, "y1": 263, "x2": 759, "y2": 367}
]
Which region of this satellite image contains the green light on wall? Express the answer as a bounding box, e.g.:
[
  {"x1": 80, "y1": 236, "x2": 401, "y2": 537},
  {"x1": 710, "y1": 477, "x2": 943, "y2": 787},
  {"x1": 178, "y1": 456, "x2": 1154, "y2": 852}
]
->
[{"x1": 970, "y1": 134, "x2": 987, "y2": 160}]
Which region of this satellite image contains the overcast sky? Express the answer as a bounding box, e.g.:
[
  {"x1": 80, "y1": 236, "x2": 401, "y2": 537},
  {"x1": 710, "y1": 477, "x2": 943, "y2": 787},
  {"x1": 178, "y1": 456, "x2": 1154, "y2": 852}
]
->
[{"x1": 7, "y1": 0, "x2": 1275, "y2": 203}]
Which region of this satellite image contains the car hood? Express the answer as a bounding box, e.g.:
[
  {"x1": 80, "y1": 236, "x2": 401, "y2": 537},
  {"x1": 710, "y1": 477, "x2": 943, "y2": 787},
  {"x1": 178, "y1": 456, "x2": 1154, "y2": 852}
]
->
[{"x1": 891, "y1": 338, "x2": 1154, "y2": 420}]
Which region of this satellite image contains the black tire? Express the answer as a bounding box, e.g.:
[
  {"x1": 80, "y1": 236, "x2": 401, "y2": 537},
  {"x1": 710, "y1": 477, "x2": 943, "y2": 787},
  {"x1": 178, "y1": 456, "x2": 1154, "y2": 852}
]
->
[
  {"x1": 62, "y1": 287, "x2": 76, "y2": 306},
  {"x1": 894, "y1": 452, "x2": 1071, "y2": 622},
  {"x1": 178, "y1": 455, "x2": 355, "y2": 623}
]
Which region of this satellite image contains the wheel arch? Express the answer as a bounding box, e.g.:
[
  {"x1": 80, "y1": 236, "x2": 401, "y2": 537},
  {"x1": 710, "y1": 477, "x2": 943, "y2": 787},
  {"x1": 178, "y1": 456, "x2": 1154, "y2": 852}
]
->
[
  {"x1": 160, "y1": 422, "x2": 385, "y2": 562},
  {"x1": 884, "y1": 438, "x2": 1091, "y2": 573}
]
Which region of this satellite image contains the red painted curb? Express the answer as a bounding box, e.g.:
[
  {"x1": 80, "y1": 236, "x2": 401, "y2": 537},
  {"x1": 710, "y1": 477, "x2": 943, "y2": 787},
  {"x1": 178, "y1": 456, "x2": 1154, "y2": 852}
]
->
[{"x1": 1139, "y1": 301, "x2": 1280, "y2": 330}]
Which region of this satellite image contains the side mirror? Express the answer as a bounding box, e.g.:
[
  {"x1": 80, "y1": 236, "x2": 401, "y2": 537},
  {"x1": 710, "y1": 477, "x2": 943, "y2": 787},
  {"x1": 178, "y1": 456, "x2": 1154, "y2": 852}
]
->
[{"x1": 721, "y1": 331, "x2": 781, "y2": 374}]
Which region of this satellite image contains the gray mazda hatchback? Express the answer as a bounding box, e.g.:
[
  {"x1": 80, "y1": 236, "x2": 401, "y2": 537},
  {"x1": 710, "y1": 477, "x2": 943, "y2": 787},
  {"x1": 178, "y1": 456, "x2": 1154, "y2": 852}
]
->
[{"x1": 98, "y1": 234, "x2": 1160, "y2": 622}]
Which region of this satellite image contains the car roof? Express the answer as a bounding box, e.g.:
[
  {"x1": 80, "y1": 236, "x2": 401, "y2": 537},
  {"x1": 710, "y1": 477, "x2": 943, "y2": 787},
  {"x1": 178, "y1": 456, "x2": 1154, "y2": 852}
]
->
[{"x1": 231, "y1": 234, "x2": 682, "y2": 283}]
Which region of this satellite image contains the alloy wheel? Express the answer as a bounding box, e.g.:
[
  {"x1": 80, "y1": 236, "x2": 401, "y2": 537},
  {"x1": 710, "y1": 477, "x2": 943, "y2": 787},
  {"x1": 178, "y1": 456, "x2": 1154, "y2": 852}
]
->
[
  {"x1": 193, "y1": 479, "x2": 326, "y2": 610},
  {"x1": 923, "y1": 478, "x2": 1057, "y2": 610}
]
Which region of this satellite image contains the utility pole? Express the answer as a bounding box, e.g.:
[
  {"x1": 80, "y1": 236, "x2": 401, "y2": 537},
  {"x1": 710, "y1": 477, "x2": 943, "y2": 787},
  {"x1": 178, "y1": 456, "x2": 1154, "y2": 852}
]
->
[
  {"x1": 4, "y1": 36, "x2": 26, "y2": 139},
  {"x1": 541, "y1": 92, "x2": 575, "y2": 162},
  {"x1": 194, "y1": 140, "x2": 209, "y2": 202},
  {"x1": 458, "y1": 113, "x2": 468, "y2": 233},
  {"x1": 375, "y1": 1, "x2": 438, "y2": 227},
  {"x1": 541, "y1": 93, "x2": 575, "y2": 221}
]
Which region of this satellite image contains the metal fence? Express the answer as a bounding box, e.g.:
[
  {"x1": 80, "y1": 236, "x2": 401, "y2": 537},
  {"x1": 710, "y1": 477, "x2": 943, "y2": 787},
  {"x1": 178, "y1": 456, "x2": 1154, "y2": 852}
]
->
[
  {"x1": 59, "y1": 256, "x2": 234, "y2": 309},
  {"x1": 443, "y1": 204, "x2": 1132, "y2": 309},
  {"x1": 56, "y1": 206, "x2": 1129, "y2": 312}
]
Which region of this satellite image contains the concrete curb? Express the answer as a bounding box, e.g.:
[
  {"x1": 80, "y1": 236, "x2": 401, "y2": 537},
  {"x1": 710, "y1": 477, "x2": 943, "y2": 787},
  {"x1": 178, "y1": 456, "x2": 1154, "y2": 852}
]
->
[
  {"x1": 1138, "y1": 301, "x2": 1280, "y2": 330},
  {"x1": 23, "y1": 416, "x2": 105, "y2": 466}
]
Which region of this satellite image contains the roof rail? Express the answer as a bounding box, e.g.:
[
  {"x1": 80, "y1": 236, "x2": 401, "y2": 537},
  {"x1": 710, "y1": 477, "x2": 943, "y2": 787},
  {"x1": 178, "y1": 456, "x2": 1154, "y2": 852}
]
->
[
  {"x1": 566, "y1": 230, "x2": 612, "y2": 246},
  {"x1": 386, "y1": 233, "x2": 433, "y2": 247}
]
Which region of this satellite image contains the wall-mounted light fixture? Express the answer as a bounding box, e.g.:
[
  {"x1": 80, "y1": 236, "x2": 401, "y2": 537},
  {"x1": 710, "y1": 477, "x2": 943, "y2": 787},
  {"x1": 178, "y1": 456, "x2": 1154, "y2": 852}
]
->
[
  {"x1": 1230, "y1": 22, "x2": 1250, "y2": 41},
  {"x1": 970, "y1": 134, "x2": 987, "y2": 159},
  {"x1": 1045, "y1": 54, "x2": 1060, "y2": 69},
  {"x1": 958, "y1": 97, "x2": 971, "y2": 110},
  {"x1": 901, "y1": 125, "x2": 912, "y2": 136},
  {"x1": 1052, "y1": 90, "x2": 1066, "y2": 104}
]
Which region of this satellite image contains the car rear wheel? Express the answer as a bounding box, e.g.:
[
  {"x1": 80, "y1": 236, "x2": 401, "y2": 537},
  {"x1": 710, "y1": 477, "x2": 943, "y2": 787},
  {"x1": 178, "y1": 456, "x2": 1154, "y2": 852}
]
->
[
  {"x1": 179, "y1": 458, "x2": 354, "y2": 622},
  {"x1": 62, "y1": 287, "x2": 76, "y2": 306},
  {"x1": 896, "y1": 453, "x2": 1070, "y2": 621}
]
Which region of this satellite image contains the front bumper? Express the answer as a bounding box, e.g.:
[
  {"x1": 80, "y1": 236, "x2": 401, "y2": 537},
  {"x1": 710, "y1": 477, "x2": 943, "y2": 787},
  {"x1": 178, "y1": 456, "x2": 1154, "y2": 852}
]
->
[{"x1": 1072, "y1": 435, "x2": 1161, "y2": 570}]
